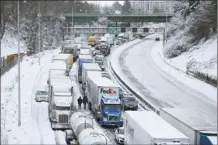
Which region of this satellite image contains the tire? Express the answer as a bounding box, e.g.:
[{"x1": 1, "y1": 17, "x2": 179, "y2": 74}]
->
[{"x1": 51, "y1": 123, "x2": 56, "y2": 131}]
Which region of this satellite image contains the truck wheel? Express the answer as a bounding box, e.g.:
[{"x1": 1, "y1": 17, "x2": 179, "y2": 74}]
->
[{"x1": 51, "y1": 123, "x2": 56, "y2": 131}]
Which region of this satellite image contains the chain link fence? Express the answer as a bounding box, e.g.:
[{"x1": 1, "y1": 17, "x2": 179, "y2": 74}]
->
[{"x1": 1, "y1": 54, "x2": 25, "y2": 76}]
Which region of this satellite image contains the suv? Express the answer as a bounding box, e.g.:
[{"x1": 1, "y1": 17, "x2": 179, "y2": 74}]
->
[{"x1": 121, "y1": 94, "x2": 138, "y2": 110}]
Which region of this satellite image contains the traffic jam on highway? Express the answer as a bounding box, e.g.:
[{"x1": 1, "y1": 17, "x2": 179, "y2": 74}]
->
[{"x1": 33, "y1": 32, "x2": 217, "y2": 145}]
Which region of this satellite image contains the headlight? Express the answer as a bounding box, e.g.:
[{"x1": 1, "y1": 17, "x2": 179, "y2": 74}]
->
[{"x1": 103, "y1": 117, "x2": 107, "y2": 121}]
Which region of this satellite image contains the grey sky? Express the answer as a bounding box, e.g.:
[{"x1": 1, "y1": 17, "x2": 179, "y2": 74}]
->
[{"x1": 88, "y1": 1, "x2": 124, "y2": 7}]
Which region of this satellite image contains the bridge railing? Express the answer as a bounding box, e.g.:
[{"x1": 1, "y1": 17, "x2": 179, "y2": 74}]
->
[{"x1": 63, "y1": 12, "x2": 173, "y2": 17}]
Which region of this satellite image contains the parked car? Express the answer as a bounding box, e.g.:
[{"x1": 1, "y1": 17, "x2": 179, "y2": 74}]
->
[
  {"x1": 35, "y1": 90, "x2": 49, "y2": 102},
  {"x1": 119, "y1": 89, "x2": 127, "y2": 100},
  {"x1": 121, "y1": 95, "x2": 138, "y2": 110},
  {"x1": 155, "y1": 37, "x2": 160, "y2": 41},
  {"x1": 115, "y1": 127, "x2": 124, "y2": 144}
]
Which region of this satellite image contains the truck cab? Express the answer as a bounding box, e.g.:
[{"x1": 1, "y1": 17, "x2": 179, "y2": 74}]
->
[
  {"x1": 99, "y1": 97, "x2": 123, "y2": 127},
  {"x1": 49, "y1": 86, "x2": 74, "y2": 130},
  {"x1": 94, "y1": 54, "x2": 104, "y2": 67}
]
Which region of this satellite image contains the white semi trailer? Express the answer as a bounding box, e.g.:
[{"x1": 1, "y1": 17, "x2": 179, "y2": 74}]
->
[
  {"x1": 65, "y1": 112, "x2": 108, "y2": 145},
  {"x1": 81, "y1": 63, "x2": 101, "y2": 90},
  {"x1": 124, "y1": 111, "x2": 190, "y2": 145},
  {"x1": 159, "y1": 108, "x2": 217, "y2": 145},
  {"x1": 47, "y1": 69, "x2": 74, "y2": 130}
]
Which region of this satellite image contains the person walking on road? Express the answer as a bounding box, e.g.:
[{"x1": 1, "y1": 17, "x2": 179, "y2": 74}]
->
[
  {"x1": 83, "y1": 95, "x2": 88, "y2": 109},
  {"x1": 77, "y1": 96, "x2": 83, "y2": 109}
]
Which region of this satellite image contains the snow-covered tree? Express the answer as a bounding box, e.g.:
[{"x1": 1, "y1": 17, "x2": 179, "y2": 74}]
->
[{"x1": 122, "y1": 0, "x2": 132, "y2": 14}]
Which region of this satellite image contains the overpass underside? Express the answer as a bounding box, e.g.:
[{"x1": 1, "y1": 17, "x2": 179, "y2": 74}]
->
[{"x1": 65, "y1": 15, "x2": 172, "y2": 24}]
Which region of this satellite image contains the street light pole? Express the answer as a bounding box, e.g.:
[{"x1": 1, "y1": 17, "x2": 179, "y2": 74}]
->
[
  {"x1": 17, "y1": 0, "x2": 21, "y2": 127},
  {"x1": 38, "y1": 1, "x2": 41, "y2": 66}
]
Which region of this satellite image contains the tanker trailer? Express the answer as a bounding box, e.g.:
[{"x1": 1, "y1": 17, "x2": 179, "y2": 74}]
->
[
  {"x1": 78, "y1": 128, "x2": 107, "y2": 145},
  {"x1": 65, "y1": 112, "x2": 93, "y2": 144}
]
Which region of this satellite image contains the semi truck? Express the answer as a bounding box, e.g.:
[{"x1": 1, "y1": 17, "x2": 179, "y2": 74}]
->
[
  {"x1": 47, "y1": 70, "x2": 73, "y2": 130},
  {"x1": 159, "y1": 108, "x2": 217, "y2": 145},
  {"x1": 48, "y1": 84, "x2": 74, "y2": 130},
  {"x1": 77, "y1": 55, "x2": 93, "y2": 83},
  {"x1": 86, "y1": 76, "x2": 123, "y2": 126},
  {"x1": 124, "y1": 111, "x2": 190, "y2": 145},
  {"x1": 81, "y1": 63, "x2": 101, "y2": 91}
]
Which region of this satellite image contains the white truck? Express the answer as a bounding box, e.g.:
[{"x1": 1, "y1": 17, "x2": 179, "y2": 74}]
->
[
  {"x1": 86, "y1": 76, "x2": 123, "y2": 126},
  {"x1": 48, "y1": 84, "x2": 74, "y2": 130},
  {"x1": 124, "y1": 111, "x2": 190, "y2": 145},
  {"x1": 52, "y1": 54, "x2": 71, "y2": 62},
  {"x1": 160, "y1": 108, "x2": 217, "y2": 145},
  {"x1": 77, "y1": 55, "x2": 93, "y2": 83},
  {"x1": 81, "y1": 63, "x2": 101, "y2": 91}
]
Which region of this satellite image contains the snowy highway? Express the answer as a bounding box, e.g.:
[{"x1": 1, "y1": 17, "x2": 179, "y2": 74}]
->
[{"x1": 110, "y1": 34, "x2": 217, "y2": 125}]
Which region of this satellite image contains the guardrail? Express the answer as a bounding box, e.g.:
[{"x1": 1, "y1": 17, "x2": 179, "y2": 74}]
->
[
  {"x1": 109, "y1": 37, "x2": 160, "y2": 114},
  {"x1": 1, "y1": 54, "x2": 25, "y2": 76},
  {"x1": 109, "y1": 61, "x2": 160, "y2": 115}
]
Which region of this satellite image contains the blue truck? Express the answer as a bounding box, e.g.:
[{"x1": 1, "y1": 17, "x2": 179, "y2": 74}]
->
[
  {"x1": 77, "y1": 54, "x2": 93, "y2": 83},
  {"x1": 86, "y1": 75, "x2": 123, "y2": 127}
]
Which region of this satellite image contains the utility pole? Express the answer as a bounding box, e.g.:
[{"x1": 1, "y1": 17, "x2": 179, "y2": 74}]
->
[
  {"x1": 38, "y1": 1, "x2": 41, "y2": 65},
  {"x1": 17, "y1": 0, "x2": 21, "y2": 127}
]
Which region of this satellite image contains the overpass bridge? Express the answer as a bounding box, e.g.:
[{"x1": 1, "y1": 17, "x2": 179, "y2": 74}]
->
[
  {"x1": 63, "y1": 12, "x2": 173, "y2": 24},
  {"x1": 62, "y1": 27, "x2": 164, "y2": 36}
]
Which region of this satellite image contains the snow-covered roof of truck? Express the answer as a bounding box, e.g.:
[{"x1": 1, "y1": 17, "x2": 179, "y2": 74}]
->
[
  {"x1": 50, "y1": 78, "x2": 72, "y2": 87},
  {"x1": 83, "y1": 63, "x2": 101, "y2": 70},
  {"x1": 79, "y1": 54, "x2": 92, "y2": 59},
  {"x1": 161, "y1": 108, "x2": 217, "y2": 131},
  {"x1": 49, "y1": 69, "x2": 66, "y2": 77},
  {"x1": 87, "y1": 71, "x2": 102, "y2": 78},
  {"x1": 90, "y1": 76, "x2": 118, "y2": 87},
  {"x1": 49, "y1": 61, "x2": 66, "y2": 70},
  {"x1": 53, "y1": 54, "x2": 71, "y2": 60},
  {"x1": 126, "y1": 111, "x2": 188, "y2": 139}
]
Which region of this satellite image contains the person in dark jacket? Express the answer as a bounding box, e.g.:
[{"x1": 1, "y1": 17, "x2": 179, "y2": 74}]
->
[
  {"x1": 83, "y1": 96, "x2": 88, "y2": 109},
  {"x1": 77, "y1": 96, "x2": 83, "y2": 109}
]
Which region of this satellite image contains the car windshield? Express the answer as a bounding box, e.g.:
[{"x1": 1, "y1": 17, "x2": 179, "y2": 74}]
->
[
  {"x1": 119, "y1": 129, "x2": 124, "y2": 134},
  {"x1": 104, "y1": 104, "x2": 120, "y2": 110},
  {"x1": 37, "y1": 91, "x2": 48, "y2": 95},
  {"x1": 95, "y1": 56, "x2": 104, "y2": 61},
  {"x1": 56, "y1": 106, "x2": 70, "y2": 110},
  {"x1": 123, "y1": 97, "x2": 136, "y2": 102},
  {"x1": 63, "y1": 49, "x2": 73, "y2": 54}
]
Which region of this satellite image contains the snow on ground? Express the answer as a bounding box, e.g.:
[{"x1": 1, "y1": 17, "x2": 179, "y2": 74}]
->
[
  {"x1": 152, "y1": 34, "x2": 217, "y2": 103},
  {"x1": 164, "y1": 35, "x2": 217, "y2": 78},
  {"x1": 1, "y1": 49, "x2": 59, "y2": 144},
  {"x1": 110, "y1": 34, "x2": 216, "y2": 125},
  {"x1": 1, "y1": 31, "x2": 25, "y2": 57}
]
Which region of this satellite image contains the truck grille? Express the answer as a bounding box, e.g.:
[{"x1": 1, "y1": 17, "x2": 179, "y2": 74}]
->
[
  {"x1": 59, "y1": 114, "x2": 68, "y2": 123},
  {"x1": 108, "y1": 115, "x2": 118, "y2": 121}
]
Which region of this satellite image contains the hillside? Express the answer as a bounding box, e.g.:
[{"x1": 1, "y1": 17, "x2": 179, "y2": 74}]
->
[{"x1": 162, "y1": 1, "x2": 217, "y2": 86}]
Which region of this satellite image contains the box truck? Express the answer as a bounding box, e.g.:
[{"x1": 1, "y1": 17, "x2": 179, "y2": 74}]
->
[
  {"x1": 124, "y1": 111, "x2": 190, "y2": 145},
  {"x1": 160, "y1": 108, "x2": 217, "y2": 145},
  {"x1": 86, "y1": 76, "x2": 123, "y2": 126},
  {"x1": 77, "y1": 55, "x2": 93, "y2": 83},
  {"x1": 81, "y1": 63, "x2": 101, "y2": 90}
]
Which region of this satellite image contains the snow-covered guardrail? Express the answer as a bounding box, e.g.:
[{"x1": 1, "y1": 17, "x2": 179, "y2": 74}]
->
[
  {"x1": 109, "y1": 61, "x2": 159, "y2": 114},
  {"x1": 109, "y1": 38, "x2": 160, "y2": 114}
]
